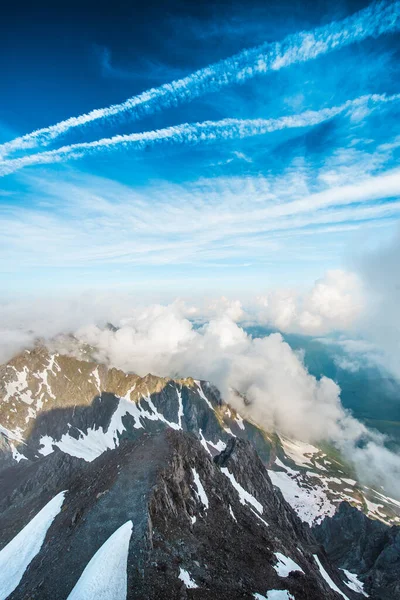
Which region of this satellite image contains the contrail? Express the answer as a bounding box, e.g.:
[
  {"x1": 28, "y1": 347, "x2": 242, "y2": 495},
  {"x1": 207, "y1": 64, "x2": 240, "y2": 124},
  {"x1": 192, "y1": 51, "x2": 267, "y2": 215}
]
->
[
  {"x1": 1, "y1": 93, "x2": 398, "y2": 177},
  {"x1": 1, "y1": 0, "x2": 399, "y2": 158}
]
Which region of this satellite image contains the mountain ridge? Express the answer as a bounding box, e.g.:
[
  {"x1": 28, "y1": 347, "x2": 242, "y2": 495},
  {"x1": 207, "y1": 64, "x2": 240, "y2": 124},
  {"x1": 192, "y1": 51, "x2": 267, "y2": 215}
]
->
[{"x1": 1, "y1": 344, "x2": 399, "y2": 599}]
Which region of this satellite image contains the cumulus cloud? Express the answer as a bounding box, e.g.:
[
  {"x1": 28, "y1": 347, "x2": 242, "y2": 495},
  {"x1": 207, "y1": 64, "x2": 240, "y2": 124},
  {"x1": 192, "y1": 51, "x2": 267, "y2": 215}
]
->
[{"x1": 253, "y1": 270, "x2": 363, "y2": 334}]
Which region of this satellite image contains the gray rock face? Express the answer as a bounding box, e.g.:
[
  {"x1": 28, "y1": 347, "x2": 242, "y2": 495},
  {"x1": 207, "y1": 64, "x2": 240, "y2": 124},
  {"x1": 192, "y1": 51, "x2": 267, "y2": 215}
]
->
[
  {"x1": 1, "y1": 428, "x2": 356, "y2": 600},
  {"x1": 313, "y1": 502, "x2": 400, "y2": 600}
]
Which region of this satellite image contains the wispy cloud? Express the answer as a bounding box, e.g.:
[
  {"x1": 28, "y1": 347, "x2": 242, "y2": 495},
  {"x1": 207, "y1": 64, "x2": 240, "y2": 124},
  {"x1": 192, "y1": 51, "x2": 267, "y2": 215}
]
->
[
  {"x1": 1, "y1": 0, "x2": 399, "y2": 158},
  {"x1": 2, "y1": 136, "x2": 400, "y2": 274},
  {"x1": 1, "y1": 92, "x2": 399, "y2": 176}
]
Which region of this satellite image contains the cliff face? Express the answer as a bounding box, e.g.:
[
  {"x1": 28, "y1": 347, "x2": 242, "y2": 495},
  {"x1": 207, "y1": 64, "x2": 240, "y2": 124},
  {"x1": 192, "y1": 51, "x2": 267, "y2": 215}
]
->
[{"x1": 313, "y1": 502, "x2": 400, "y2": 600}]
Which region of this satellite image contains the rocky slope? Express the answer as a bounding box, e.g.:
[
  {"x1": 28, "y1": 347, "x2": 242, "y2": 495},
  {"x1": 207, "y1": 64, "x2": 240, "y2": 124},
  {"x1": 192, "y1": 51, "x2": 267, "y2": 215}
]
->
[
  {"x1": 313, "y1": 502, "x2": 400, "y2": 600},
  {"x1": 1, "y1": 427, "x2": 358, "y2": 600},
  {"x1": 1, "y1": 345, "x2": 400, "y2": 599}
]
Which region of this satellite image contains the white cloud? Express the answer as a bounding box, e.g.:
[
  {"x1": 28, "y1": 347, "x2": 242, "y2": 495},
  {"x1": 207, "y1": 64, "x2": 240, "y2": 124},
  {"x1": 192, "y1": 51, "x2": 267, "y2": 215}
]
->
[
  {"x1": 1, "y1": 149, "x2": 400, "y2": 273},
  {"x1": 68, "y1": 303, "x2": 400, "y2": 496},
  {"x1": 253, "y1": 270, "x2": 363, "y2": 335}
]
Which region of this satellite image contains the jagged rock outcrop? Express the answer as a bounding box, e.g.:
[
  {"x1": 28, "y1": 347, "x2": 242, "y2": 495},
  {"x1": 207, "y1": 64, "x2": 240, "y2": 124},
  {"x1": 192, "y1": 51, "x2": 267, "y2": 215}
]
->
[{"x1": 313, "y1": 502, "x2": 400, "y2": 600}]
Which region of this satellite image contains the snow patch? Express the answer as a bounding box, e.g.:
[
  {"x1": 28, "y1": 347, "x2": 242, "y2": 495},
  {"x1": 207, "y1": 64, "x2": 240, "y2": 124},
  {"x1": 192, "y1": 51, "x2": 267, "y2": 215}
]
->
[
  {"x1": 178, "y1": 568, "x2": 198, "y2": 589},
  {"x1": 249, "y1": 507, "x2": 269, "y2": 527},
  {"x1": 268, "y1": 469, "x2": 336, "y2": 525},
  {"x1": 223, "y1": 426, "x2": 236, "y2": 437},
  {"x1": 254, "y1": 592, "x2": 294, "y2": 600},
  {"x1": 191, "y1": 468, "x2": 209, "y2": 510},
  {"x1": 273, "y1": 552, "x2": 304, "y2": 577},
  {"x1": 0, "y1": 491, "x2": 65, "y2": 600},
  {"x1": 176, "y1": 387, "x2": 184, "y2": 429},
  {"x1": 10, "y1": 443, "x2": 27, "y2": 462},
  {"x1": 198, "y1": 429, "x2": 226, "y2": 455},
  {"x1": 229, "y1": 505, "x2": 237, "y2": 522},
  {"x1": 92, "y1": 367, "x2": 102, "y2": 394},
  {"x1": 194, "y1": 381, "x2": 214, "y2": 411},
  {"x1": 3, "y1": 366, "x2": 34, "y2": 405},
  {"x1": 313, "y1": 555, "x2": 349, "y2": 600},
  {"x1": 67, "y1": 521, "x2": 133, "y2": 600},
  {"x1": 220, "y1": 467, "x2": 263, "y2": 513},
  {"x1": 38, "y1": 388, "x2": 188, "y2": 462},
  {"x1": 281, "y1": 436, "x2": 319, "y2": 467},
  {"x1": 341, "y1": 569, "x2": 368, "y2": 596},
  {"x1": 142, "y1": 391, "x2": 182, "y2": 430},
  {"x1": 235, "y1": 413, "x2": 245, "y2": 430},
  {"x1": 39, "y1": 389, "x2": 187, "y2": 462}
]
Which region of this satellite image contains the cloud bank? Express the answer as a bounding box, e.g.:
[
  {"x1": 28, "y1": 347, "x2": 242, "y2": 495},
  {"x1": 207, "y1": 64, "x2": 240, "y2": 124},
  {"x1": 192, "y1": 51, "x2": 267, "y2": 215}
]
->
[
  {"x1": 71, "y1": 302, "x2": 399, "y2": 497},
  {"x1": 0, "y1": 264, "x2": 399, "y2": 496}
]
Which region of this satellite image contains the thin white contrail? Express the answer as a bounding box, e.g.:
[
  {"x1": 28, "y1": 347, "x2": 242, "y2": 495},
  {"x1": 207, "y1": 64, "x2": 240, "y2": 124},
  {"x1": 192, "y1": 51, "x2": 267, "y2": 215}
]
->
[
  {"x1": 1, "y1": 93, "x2": 398, "y2": 177},
  {"x1": 1, "y1": 0, "x2": 399, "y2": 158}
]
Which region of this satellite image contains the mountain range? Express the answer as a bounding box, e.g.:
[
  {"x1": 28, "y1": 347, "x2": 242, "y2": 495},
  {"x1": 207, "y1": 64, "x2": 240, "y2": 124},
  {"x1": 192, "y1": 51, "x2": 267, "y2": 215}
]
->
[{"x1": 0, "y1": 345, "x2": 399, "y2": 599}]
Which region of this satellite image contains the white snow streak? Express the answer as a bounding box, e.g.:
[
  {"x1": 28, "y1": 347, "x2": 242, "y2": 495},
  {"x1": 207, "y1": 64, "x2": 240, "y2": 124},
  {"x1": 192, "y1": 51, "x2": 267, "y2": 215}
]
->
[
  {"x1": 37, "y1": 389, "x2": 185, "y2": 462},
  {"x1": 195, "y1": 381, "x2": 214, "y2": 410},
  {"x1": 198, "y1": 428, "x2": 226, "y2": 455},
  {"x1": 0, "y1": 491, "x2": 66, "y2": 600},
  {"x1": 235, "y1": 413, "x2": 245, "y2": 430},
  {"x1": 191, "y1": 468, "x2": 209, "y2": 510},
  {"x1": 229, "y1": 505, "x2": 237, "y2": 522},
  {"x1": 220, "y1": 467, "x2": 263, "y2": 513},
  {"x1": 67, "y1": 521, "x2": 133, "y2": 600},
  {"x1": 313, "y1": 555, "x2": 349, "y2": 600}
]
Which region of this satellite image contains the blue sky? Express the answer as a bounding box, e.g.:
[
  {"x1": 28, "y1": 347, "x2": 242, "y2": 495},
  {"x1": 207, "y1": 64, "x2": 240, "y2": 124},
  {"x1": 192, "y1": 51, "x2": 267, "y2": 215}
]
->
[{"x1": 1, "y1": 0, "x2": 400, "y2": 298}]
